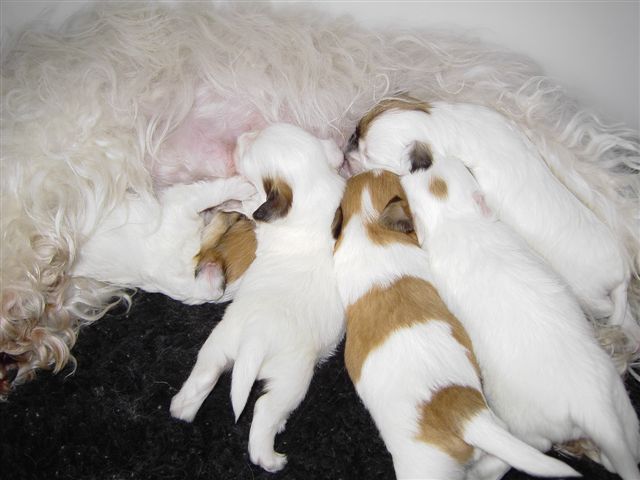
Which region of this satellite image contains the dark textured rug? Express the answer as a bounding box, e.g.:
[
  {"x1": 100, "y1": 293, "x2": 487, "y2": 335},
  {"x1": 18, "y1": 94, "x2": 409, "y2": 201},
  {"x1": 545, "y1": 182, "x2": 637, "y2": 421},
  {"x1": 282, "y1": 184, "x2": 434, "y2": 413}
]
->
[{"x1": 2, "y1": 290, "x2": 637, "y2": 480}]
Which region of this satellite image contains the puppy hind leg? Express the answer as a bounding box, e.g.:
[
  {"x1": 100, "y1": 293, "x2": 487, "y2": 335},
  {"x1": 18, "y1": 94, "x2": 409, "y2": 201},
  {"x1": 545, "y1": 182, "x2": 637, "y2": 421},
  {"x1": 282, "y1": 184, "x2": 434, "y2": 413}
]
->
[
  {"x1": 247, "y1": 357, "x2": 316, "y2": 473},
  {"x1": 466, "y1": 455, "x2": 511, "y2": 480},
  {"x1": 579, "y1": 406, "x2": 640, "y2": 479},
  {"x1": 170, "y1": 318, "x2": 238, "y2": 422},
  {"x1": 610, "y1": 281, "x2": 640, "y2": 345}
]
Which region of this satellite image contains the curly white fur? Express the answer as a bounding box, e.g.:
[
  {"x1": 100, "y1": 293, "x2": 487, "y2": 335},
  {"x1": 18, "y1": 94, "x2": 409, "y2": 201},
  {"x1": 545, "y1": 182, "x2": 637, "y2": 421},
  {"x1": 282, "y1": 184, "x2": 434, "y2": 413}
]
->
[{"x1": 1, "y1": 2, "x2": 638, "y2": 390}]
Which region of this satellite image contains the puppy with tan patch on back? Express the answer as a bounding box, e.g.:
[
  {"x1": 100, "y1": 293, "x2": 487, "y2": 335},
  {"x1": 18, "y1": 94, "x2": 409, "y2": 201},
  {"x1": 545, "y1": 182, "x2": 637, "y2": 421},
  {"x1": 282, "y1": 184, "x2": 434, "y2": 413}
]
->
[
  {"x1": 170, "y1": 123, "x2": 346, "y2": 473},
  {"x1": 332, "y1": 169, "x2": 578, "y2": 479},
  {"x1": 346, "y1": 97, "x2": 639, "y2": 346},
  {"x1": 402, "y1": 154, "x2": 640, "y2": 480}
]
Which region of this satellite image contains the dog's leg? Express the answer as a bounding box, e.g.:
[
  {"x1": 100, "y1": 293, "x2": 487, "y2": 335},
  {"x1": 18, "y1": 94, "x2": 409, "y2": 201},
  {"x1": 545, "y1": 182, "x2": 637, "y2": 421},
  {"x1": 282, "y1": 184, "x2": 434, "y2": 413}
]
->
[
  {"x1": 170, "y1": 317, "x2": 239, "y2": 422},
  {"x1": 247, "y1": 357, "x2": 315, "y2": 473},
  {"x1": 610, "y1": 281, "x2": 640, "y2": 344},
  {"x1": 160, "y1": 177, "x2": 256, "y2": 215},
  {"x1": 466, "y1": 454, "x2": 511, "y2": 480},
  {"x1": 578, "y1": 402, "x2": 640, "y2": 479},
  {"x1": 391, "y1": 440, "x2": 463, "y2": 480}
]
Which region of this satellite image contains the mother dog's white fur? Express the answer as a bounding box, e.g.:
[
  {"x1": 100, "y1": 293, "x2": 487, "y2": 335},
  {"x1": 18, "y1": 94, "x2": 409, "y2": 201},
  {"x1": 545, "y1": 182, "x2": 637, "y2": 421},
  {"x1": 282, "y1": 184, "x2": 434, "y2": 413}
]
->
[
  {"x1": 170, "y1": 124, "x2": 345, "y2": 472},
  {"x1": 333, "y1": 170, "x2": 578, "y2": 479},
  {"x1": 349, "y1": 100, "x2": 639, "y2": 343},
  {"x1": 2, "y1": 2, "x2": 638, "y2": 389},
  {"x1": 402, "y1": 155, "x2": 640, "y2": 480}
]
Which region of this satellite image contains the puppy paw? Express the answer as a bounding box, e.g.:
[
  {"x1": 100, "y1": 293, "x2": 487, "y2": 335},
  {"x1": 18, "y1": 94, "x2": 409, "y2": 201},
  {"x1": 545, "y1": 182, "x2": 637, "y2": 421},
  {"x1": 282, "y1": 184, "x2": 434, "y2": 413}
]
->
[
  {"x1": 228, "y1": 177, "x2": 257, "y2": 202},
  {"x1": 192, "y1": 261, "x2": 225, "y2": 299},
  {"x1": 170, "y1": 389, "x2": 201, "y2": 422},
  {"x1": 250, "y1": 448, "x2": 288, "y2": 473}
]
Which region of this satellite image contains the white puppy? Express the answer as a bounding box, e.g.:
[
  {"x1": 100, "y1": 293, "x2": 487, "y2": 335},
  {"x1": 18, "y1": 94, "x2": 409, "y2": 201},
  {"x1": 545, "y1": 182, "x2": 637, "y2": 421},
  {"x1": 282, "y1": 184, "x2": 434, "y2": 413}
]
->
[
  {"x1": 170, "y1": 123, "x2": 346, "y2": 472},
  {"x1": 347, "y1": 98, "x2": 638, "y2": 342},
  {"x1": 332, "y1": 169, "x2": 578, "y2": 480},
  {"x1": 70, "y1": 177, "x2": 256, "y2": 304},
  {"x1": 402, "y1": 154, "x2": 640, "y2": 480}
]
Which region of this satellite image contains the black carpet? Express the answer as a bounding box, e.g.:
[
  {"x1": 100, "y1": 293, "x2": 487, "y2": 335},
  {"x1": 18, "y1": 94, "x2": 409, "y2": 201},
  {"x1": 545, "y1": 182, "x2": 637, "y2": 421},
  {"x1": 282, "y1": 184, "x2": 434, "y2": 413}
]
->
[{"x1": 2, "y1": 290, "x2": 637, "y2": 480}]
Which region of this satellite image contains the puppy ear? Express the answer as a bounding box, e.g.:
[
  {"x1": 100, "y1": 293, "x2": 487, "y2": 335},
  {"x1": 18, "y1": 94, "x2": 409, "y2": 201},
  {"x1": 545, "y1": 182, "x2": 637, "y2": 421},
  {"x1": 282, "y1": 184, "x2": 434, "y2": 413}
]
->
[
  {"x1": 252, "y1": 177, "x2": 293, "y2": 222},
  {"x1": 379, "y1": 196, "x2": 414, "y2": 234},
  {"x1": 321, "y1": 139, "x2": 344, "y2": 170},
  {"x1": 409, "y1": 141, "x2": 433, "y2": 173},
  {"x1": 331, "y1": 206, "x2": 343, "y2": 240}
]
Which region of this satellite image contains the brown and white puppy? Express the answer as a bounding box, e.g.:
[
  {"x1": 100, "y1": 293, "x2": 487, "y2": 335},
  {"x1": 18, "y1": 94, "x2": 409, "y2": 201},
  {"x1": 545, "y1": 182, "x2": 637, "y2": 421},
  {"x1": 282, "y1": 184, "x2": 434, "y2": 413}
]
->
[
  {"x1": 332, "y1": 169, "x2": 578, "y2": 479},
  {"x1": 170, "y1": 123, "x2": 345, "y2": 473},
  {"x1": 193, "y1": 211, "x2": 257, "y2": 302}
]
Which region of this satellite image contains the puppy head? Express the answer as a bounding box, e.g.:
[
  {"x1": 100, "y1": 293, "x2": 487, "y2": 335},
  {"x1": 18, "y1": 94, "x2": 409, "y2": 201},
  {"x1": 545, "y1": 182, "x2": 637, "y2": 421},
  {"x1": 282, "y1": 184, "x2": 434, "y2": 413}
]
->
[
  {"x1": 403, "y1": 154, "x2": 492, "y2": 244},
  {"x1": 346, "y1": 95, "x2": 432, "y2": 175},
  {"x1": 235, "y1": 123, "x2": 344, "y2": 223},
  {"x1": 333, "y1": 169, "x2": 417, "y2": 250}
]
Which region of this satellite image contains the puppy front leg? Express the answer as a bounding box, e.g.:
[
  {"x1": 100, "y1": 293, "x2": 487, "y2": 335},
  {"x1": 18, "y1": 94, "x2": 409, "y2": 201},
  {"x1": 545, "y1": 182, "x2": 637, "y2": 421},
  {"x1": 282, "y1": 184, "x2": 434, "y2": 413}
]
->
[
  {"x1": 248, "y1": 357, "x2": 316, "y2": 473},
  {"x1": 161, "y1": 177, "x2": 257, "y2": 215}
]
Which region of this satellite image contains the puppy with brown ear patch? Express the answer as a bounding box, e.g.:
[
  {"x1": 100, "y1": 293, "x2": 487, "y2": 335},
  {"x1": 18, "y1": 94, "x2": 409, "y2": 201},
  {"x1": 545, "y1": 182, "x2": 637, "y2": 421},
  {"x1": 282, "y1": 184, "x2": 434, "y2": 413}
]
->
[
  {"x1": 193, "y1": 211, "x2": 257, "y2": 302},
  {"x1": 347, "y1": 97, "x2": 639, "y2": 344},
  {"x1": 332, "y1": 169, "x2": 578, "y2": 479},
  {"x1": 170, "y1": 123, "x2": 346, "y2": 473},
  {"x1": 402, "y1": 155, "x2": 640, "y2": 480}
]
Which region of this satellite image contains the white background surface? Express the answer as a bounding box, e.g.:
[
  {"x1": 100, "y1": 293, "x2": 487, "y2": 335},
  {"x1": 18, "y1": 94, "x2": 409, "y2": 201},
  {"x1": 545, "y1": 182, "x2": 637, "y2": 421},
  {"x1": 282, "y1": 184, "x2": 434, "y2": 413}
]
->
[{"x1": 2, "y1": 1, "x2": 638, "y2": 130}]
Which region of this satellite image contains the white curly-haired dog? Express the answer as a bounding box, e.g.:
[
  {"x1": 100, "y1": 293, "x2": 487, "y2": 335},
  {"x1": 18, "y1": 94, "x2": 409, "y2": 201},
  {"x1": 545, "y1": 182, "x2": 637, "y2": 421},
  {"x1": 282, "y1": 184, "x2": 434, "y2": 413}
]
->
[
  {"x1": 401, "y1": 154, "x2": 640, "y2": 480},
  {"x1": 170, "y1": 123, "x2": 346, "y2": 472},
  {"x1": 332, "y1": 169, "x2": 578, "y2": 479},
  {"x1": 2, "y1": 2, "x2": 638, "y2": 392},
  {"x1": 347, "y1": 97, "x2": 640, "y2": 345}
]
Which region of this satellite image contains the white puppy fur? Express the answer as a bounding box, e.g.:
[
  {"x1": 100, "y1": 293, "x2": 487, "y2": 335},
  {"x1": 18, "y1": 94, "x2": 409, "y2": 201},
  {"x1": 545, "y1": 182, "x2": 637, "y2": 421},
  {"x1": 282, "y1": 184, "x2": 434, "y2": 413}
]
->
[
  {"x1": 170, "y1": 123, "x2": 346, "y2": 472},
  {"x1": 402, "y1": 154, "x2": 640, "y2": 480},
  {"x1": 332, "y1": 169, "x2": 578, "y2": 480},
  {"x1": 2, "y1": 2, "x2": 638, "y2": 390},
  {"x1": 348, "y1": 99, "x2": 639, "y2": 344},
  {"x1": 70, "y1": 177, "x2": 256, "y2": 304}
]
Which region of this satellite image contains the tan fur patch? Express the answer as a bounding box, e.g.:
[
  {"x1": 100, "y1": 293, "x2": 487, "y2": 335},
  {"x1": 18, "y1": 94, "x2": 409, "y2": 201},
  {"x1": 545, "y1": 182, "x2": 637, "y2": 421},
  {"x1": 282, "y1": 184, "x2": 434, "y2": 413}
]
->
[
  {"x1": 195, "y1": 213, "x2": 257, "y2": 284},
  {"x1": 356, "y1": 95, "x2": 431, "y2": 140},
  {"x1": 253, "y1": 176, "x2": 293, "y2": 222},
  {"x1": 429, "y1": 176, "x2": 448, "y2": 199},
  {"x1": 416, "y1": 386, "x2": 485, "y2": 463},
  {"x1": 335, "y1": 170, "x2": 417, "y2": 250},
  {"x1": 344, "y1": 276, "x2": 478, "y2": 383}
]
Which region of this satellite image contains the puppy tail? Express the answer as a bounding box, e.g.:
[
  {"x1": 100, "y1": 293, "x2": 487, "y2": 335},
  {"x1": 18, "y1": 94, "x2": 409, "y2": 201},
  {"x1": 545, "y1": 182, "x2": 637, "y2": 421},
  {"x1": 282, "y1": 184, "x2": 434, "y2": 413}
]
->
[
  {"x1": 464, "y1": 410, "x2": 581, "y2": 478},
  {"x1": 230, "y1": 341, "x2": 265, "y2": 422},
  {"x1": 575, "y1": 378, "x2": 640, "y2": 479}
]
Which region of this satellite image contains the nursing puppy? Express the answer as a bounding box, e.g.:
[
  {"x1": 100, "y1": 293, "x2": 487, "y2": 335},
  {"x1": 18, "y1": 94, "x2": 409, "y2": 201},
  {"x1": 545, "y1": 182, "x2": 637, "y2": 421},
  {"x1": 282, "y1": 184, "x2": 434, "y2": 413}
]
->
[
  {"x1": 170, "y1": 123, "x2": 345, "y2": 472},
  {"x1": 402, "y1": 155, "x2": 640, "y2": 480},
  {"x1": 347, "y1": 98, "x2": 638, "y2": 342},
  {"x1": 70, "y1": 177, "x2": 256, "y2": 304},
  {"x1": 193, "y1": 211, "x2": 257, "y2": 303},
  {"x1": 332, "y1": 170, "x2": 578, "y2": 479}
]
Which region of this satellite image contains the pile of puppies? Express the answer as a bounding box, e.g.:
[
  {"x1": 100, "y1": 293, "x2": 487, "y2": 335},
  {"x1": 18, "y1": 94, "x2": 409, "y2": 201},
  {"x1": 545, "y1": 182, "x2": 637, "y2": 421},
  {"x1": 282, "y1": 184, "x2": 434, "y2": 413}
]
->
[{"x1": 170, "y1": 98, "x2": 640, "y2": 479}]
